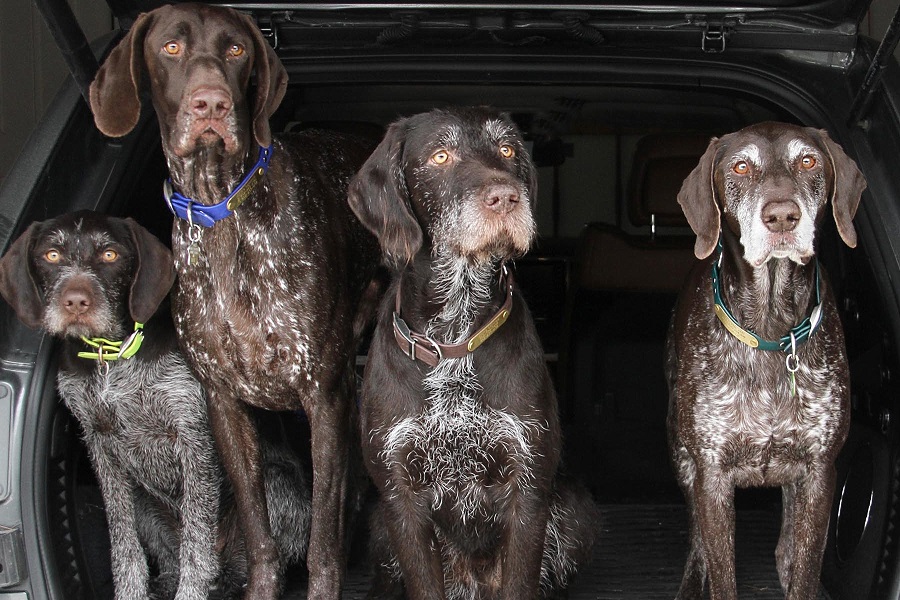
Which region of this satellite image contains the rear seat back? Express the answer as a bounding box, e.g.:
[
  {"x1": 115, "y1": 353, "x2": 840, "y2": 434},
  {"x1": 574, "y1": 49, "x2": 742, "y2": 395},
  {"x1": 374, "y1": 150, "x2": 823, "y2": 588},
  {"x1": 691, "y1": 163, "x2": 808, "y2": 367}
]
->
[{"x1": 562, "y1": 133, "x2": 708, "y2": 496}]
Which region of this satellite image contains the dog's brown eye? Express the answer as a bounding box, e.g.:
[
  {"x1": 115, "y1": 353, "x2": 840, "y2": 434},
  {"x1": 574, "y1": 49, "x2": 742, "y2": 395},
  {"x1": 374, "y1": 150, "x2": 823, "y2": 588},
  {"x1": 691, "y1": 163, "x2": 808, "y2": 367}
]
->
[
  {"x1": 733, "y1": 161, "x2": 750, "y2": 175},
  {"x1": 44, "y1": 249, "x2": 61, "y2": 263},
  {"x1": 101, "y1": 249, "x2": 119, "y2": 263},
  {"x1": 431, "y1": 150, "x2": 450, "y2": 165},
  {"x1": 163, "y1": 41, "x2": 181, "y2": 56},
  {"x1": 499, "y1": 145, "x2": 515, "y2": 159},
  {"x1": 801, "y1": 155, "x2": 817, "y2": 169},
  {"x1": 229, "y1": 44, "x2": 245, "y2": 58}
]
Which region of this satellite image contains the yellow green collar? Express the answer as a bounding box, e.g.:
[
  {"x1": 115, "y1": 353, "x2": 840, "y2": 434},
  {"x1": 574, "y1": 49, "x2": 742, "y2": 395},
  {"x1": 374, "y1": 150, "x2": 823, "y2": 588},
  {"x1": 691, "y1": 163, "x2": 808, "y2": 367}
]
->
[{"x1": 78, "y1": 322, "x2": 145, "y2": 362}]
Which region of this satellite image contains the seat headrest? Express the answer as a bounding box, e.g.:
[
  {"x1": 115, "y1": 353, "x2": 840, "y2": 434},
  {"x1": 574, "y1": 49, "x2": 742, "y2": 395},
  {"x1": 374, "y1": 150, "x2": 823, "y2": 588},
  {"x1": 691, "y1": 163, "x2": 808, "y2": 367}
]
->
[
  {"x1": 574, "y1": 223, "x2": 697, "y2": 293},
  {"x1": 627, "y1": 134, "x2": 712, "y2": 229}
]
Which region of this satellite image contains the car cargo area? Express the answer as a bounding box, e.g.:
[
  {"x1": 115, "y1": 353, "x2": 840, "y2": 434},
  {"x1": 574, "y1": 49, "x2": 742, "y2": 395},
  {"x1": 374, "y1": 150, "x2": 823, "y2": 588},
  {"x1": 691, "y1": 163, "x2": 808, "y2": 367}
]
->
[
  {"x1": 23, "y1": 68, "x2": 893, "y2": 600},
  {"x1": 2, "y1": 2, "x2": 896, "y2": 591}
]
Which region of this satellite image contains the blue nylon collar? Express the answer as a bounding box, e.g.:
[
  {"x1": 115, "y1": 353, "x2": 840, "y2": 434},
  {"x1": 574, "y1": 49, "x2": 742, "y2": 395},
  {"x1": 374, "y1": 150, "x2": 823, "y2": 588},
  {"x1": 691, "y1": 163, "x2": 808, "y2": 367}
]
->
[
  {"x1": 711, "y1": 239, "x2": 823, "y2": 352},
  {"x1": 164, "y1": 145, "x2": 273, "y2": 227}
]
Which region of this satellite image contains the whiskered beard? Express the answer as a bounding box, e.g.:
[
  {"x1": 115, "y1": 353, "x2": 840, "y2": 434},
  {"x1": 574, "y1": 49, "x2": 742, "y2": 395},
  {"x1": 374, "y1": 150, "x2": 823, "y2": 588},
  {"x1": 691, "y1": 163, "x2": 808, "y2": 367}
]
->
[
  {"x1": 41, "y1": 271, "x2": 121, "y2": 340},
  {"x1": 43, "y1": 301, "x2": 119, "y2": 341},
  {"x1": 438, "y1": 191, "x2": 536, "y2": 265},
  {"x1": 744, "y1": 232, "x2": 816, "y2": 267},
  {"x1": 740, "y1": 201, "x2": 817, "y2": 268}
]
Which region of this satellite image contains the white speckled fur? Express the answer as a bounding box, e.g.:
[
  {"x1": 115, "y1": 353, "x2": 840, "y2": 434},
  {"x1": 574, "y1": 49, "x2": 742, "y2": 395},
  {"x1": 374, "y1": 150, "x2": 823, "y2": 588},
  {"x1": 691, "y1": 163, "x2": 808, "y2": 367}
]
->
[{"x1": 667, "y1": 122, "x2": 864, "y2": 600}]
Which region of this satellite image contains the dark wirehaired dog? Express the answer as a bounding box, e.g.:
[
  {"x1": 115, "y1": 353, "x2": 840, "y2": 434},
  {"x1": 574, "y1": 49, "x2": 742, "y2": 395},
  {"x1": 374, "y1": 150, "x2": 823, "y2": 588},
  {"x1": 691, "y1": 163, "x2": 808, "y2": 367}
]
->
[
  {"x1": 349, "y1": 107, "x2": 597, "y2": 599},
  {"x1": 0, "y1": 211, "x2": 310, "y2": 600},
  {"x1": 88, "y1": 5, "x2": 382, "y2": 597},
  {"x1": 666, "y1": 122, "x2": 866, "y2": 599}
]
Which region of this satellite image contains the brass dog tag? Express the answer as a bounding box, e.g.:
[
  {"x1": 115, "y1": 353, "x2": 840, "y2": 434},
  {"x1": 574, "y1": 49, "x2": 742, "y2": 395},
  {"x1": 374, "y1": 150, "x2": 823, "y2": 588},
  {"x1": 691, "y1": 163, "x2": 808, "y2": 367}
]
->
[
  {"x1": 714, "y1": 304, "x2": 759, "y2": 348},
  {"x1": 467, "y1": 309, "x2": 510, "y2": 352},
  {"x1": 227, "y1": 168, "x2": 263, "y2": 211}
]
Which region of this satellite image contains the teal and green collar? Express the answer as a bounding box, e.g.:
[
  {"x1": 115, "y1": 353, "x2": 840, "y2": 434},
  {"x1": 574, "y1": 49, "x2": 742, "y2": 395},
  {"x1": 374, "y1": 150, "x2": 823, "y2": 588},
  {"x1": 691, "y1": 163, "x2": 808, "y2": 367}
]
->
[
  {"x1": 711, "y1": 243, "x2": 823, "y2": 352},
  {"x1": 78, "y1": 322, "x2": 145, "y2": 362}
]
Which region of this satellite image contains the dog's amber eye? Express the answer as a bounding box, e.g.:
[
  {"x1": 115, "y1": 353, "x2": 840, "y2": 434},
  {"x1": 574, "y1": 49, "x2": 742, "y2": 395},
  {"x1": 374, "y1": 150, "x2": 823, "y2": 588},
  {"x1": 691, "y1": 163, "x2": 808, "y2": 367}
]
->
[
  {"x1": 499, "y1": 145, "x2": 515, "y2": 159},
  {"x1": 44, "y1": 249, "x2": 61, "y2": 263},
  {"x1": 229, "y1": 44, "x2": 245, "y2": 57},
  {"x1": 163, "y1": 41, "x2": 181, "y2": 56},
  {"x1": 801, "y1": 155, "x2": 817, "y2": 169},
  {"x1": 733, "y1": 161, "x2": 750, "y2": 175},
  {"x1": 101, "y1": 249, "x2": 119, "y2": 263},
  {"x1": 431, "y1": 150, "x2": 450, "y2": 165}
]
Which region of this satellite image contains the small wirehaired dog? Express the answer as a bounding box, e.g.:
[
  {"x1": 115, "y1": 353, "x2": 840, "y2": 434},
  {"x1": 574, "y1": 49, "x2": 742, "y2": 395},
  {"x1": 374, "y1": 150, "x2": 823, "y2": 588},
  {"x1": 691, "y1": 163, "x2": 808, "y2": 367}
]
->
[
  {"x1": 0, "y1": 210, "x2": 310, "y2": 600},
  {"x1": 349, "y1": 107, "x2": 598, "y2": 600}
]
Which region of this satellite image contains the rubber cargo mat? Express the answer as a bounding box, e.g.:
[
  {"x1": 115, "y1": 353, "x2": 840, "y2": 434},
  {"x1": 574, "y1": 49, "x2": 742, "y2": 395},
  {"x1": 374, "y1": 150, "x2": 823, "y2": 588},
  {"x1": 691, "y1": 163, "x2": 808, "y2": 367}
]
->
[{"x1": 283, "y1": 503, "x2": 830, "y2": 599}]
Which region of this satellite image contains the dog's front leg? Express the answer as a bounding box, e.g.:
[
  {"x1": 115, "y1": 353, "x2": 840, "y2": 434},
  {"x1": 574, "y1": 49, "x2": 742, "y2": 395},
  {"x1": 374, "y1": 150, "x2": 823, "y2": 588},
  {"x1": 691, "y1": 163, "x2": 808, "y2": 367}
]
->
[
  {"x1": 783, "y1": 466, "x2": 836, "y2": 600},
  {"x1": 501, "y1": 489, "x2": 551, "y2": 600},
  {"x1": 692, "y1": 469, "x2": 737, "y2": 600},
  {"x1": 173, "y1": 422, "x2": 221, "y2": 600},
  {"x1": 776, "y1": 483, "x2": 796, "y2": 594},
  {"x1": 305, "y1": 377, "x2": 353, "y2": 599},
  {"x1": 381, "y1": 492, "x2": 445, "y2": 600},
  {"x1": 205, "y1": 389, "x2": 281, "y2": 600},
  {"x1": 89, "y1": 441, "x2": 149, "y2": 600}
]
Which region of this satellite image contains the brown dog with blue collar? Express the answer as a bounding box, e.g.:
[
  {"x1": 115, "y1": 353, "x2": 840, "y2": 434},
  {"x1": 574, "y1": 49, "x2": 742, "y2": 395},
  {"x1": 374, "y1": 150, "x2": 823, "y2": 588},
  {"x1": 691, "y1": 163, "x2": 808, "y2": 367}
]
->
[{"x1": 88, "y1": 5, "x2": 382, "y2": 598}]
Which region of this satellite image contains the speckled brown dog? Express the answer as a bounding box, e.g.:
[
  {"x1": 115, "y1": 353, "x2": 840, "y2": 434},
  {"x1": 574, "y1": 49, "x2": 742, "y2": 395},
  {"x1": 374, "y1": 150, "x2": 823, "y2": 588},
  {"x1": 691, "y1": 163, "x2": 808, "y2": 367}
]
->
[
  {"x1": 666, "y1": 122, "x2": 866, "y2": 600},
  {"x1": 88, "y1": 5, "x2": 382, "y2": 598}
]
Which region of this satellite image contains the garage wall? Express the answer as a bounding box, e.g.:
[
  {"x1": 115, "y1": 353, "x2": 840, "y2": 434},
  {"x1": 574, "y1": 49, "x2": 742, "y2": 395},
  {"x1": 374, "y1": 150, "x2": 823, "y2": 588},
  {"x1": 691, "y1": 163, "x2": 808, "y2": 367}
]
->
[{"x1": 0, "y1": 0, "x2": 111, "y2": 187}]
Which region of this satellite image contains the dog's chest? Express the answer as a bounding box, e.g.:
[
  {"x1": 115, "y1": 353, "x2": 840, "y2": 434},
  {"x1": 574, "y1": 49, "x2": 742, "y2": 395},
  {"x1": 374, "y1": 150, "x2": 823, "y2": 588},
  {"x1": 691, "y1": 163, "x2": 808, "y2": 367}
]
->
[
  {"x1": 171, "y1": 216, "x2": 333, "y2": 398},
  {"x1": 380, "y1": 357, "x2": 546, "y2": 523},
  {"x1": 57, "y1": 354, "x2": 210, "y2": 495},
  {"x1": 683, "y1": 324, "x2": 849, "y2": 481}
]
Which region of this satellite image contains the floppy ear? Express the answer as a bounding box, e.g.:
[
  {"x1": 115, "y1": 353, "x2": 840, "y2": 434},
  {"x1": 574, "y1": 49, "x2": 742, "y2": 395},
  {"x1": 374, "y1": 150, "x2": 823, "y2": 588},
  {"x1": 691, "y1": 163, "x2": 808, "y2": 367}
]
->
[
  {"x1": 348, "y1": 120, "x2": 423, "y2": 265},
  {"x1": 241, "y1": 13, "x2": 288, "y2": 148},
  {"x1": 815, "y1": 129, "x2": 867, "y2": 248},
  {"x1": 0, "y1": 223, "x2": 45, "y2": 329},
  {"x1": 677, "y1": 137, "x2": 721, "y2": 259},
  {"x1": 89, "y1": 11, "x2": 155, "y2": 138},
  {"x1": 125, "y1": 218, "x2": 175, "y2": 324}
]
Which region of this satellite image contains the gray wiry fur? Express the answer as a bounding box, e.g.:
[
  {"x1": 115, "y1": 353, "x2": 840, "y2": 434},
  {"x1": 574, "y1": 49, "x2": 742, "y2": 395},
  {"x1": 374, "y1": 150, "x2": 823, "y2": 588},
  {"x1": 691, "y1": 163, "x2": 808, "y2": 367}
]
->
[
  {"x1": 58, "y1": 350, "x2": 311, "y2": 600},
  {"x1": 376, "y1": 258, "x2": 584, "y2": 599},
  {"x1": 352, "y1": 107, "x2": 597, "y2": 600},
  {"x1": 380, "y1": 257, "x2": 547, "y2": 521},
  {"x1": 0, "y1": 212, "x2": 310, "y2": 600}
]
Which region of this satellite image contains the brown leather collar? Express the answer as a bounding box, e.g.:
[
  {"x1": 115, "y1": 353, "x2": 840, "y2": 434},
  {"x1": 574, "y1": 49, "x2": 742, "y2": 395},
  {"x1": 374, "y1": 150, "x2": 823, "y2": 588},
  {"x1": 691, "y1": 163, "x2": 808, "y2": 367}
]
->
[{"x1": 392, "y1": 266, "x2": 514, "y2": 368}]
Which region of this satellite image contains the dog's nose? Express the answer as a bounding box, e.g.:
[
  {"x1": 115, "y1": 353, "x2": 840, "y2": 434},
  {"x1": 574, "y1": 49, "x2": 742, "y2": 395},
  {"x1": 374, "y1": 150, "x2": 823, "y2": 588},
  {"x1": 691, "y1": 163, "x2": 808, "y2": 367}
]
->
[
  {"x1": 761, "y1": 199, "x2": 801, "y2": 232},
  {"x1": 61, "y1": 288, "x2": 92, "y2": 316},
  {"x1": 190, "y1": 88, "x2": 233, "y2": 120},
  {"x1": 483, "y1": 184, "x2": 520, "y2": 214}
]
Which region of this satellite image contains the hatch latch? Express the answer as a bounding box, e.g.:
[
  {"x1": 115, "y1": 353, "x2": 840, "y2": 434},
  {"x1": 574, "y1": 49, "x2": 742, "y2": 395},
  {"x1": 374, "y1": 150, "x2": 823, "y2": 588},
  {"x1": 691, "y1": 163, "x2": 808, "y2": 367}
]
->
[
  {"x1": 699, "y1": 18, "x2": 737, "y2": 53},
  {"x1": 258, "y1": 17, "x2": 280, "y2": 51}
]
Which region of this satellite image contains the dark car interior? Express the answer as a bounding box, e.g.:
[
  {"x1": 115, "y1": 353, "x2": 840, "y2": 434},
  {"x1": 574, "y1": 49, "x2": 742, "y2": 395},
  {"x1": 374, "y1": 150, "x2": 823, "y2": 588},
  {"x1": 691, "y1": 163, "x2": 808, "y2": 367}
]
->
[{"x1": 6, "y1": 3, "x2": 900, "y2": 598}]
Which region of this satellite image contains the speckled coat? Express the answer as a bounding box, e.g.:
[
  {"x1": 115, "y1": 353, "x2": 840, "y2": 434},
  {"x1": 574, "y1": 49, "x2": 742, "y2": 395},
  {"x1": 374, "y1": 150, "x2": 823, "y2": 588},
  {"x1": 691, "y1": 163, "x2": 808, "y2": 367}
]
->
[
  {"x1": 666, "y1": 122, "x2": 866, "y2": 600},
  {"x1": 87, "y1": 5, "x2": 382, "y2": 598}
]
